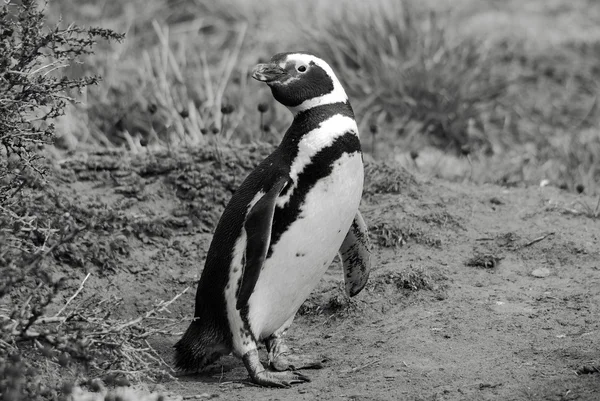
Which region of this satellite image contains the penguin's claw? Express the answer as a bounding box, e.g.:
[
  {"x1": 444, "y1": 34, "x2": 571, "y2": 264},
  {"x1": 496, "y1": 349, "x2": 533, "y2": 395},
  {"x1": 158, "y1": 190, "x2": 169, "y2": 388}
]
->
[
  {"x1": 270, "y1": 352, "x2": 326, "y2": 371},
  {"x1": 251, "y1": 370, "x2": 311, "y2": 388},
  {"x1": 266, "y1": 336, "x2": 326, "y2": 371},
  {"x1": 243, "y1": 348, "x2": 310, "y2": 388}
]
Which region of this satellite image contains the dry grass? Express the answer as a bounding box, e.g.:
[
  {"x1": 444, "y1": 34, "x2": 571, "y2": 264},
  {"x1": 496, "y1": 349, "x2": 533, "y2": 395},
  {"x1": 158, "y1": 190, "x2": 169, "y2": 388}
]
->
[
  {"x1": 303, "y1": 0, "x2": 508, "y2": 155},
  {"x1": 373, "y1": 264, "x2": 444, "y2": 292},
  {"x1": 42, "y1": 0, "x2": 600, "y2": 196},
  {"x1": 563, "y1": 195, "x2": 600, "y2": 219},
  {"x1": 0, "y1": 177, "x2": 186, "y2": 398},
  {"x1": 39, "y1": 0, "x2": 600, "y2": 195}
]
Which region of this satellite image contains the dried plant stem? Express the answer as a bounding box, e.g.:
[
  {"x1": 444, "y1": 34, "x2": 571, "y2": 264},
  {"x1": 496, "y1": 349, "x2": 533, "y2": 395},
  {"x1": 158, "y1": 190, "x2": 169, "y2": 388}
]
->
[
  {"x1": 521, "y1": 232, "x2": 555, "y2": 248},
  {"x1": 55, "y1": 272, "x2": 91, "y2": 317},
  {"x1": 214, "y1": 23, "x2": 247, "y2": 132},
  {"x1": 98, "y1": 286, "x2": 189, "y2": 335}
]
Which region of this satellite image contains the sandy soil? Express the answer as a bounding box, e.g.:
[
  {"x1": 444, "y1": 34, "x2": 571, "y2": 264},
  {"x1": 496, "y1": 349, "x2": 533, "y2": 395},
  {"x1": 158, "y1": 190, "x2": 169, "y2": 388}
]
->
[{"x1": 49, "y1": 145, "x2": 600, "y2": 400}]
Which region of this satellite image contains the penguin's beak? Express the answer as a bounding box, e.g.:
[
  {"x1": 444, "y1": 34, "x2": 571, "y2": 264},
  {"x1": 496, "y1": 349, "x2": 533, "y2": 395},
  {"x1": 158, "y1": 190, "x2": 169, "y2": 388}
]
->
[{"x1": 252, "y1": 63, "x2": 286, "y2": 83}]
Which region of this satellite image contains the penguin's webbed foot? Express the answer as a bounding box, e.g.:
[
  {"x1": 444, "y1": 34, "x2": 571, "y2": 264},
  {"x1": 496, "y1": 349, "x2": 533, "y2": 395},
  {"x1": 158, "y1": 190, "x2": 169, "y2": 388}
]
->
[
  {"x1": 266, "y1": 336, "x2": 326, "y2": 371},
  {"x1": 251, "y1": 369, "x2": 311, "y2": 388},
  {"x1": 242, "y1": 348, "x2": 310, "y2": 388},
  {"x1": 270, "y1": 352, "x2": 326, "y2": 371}
]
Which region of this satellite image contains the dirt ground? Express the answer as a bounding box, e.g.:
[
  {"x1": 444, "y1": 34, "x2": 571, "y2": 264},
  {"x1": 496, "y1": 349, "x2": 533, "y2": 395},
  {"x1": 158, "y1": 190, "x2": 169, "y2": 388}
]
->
[{"x1": 48, "y1": 145, "x2": 600, "y2": 401}]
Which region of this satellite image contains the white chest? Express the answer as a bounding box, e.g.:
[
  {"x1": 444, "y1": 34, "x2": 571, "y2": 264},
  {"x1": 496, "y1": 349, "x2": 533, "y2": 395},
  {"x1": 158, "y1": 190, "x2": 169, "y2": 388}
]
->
[{"x1": 248, "y1": 152, "x2": 364, "y2": 338}]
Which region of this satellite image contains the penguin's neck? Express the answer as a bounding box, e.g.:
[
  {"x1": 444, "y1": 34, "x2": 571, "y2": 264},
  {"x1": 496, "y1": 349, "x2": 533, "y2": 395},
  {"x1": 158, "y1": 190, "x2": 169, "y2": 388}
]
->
[
  {"x1": 280, "y1": 101, "x2": 356, "y2": 151},
  {"x1": 274, "y1": 100, "x2": 362, "y2": 209}
]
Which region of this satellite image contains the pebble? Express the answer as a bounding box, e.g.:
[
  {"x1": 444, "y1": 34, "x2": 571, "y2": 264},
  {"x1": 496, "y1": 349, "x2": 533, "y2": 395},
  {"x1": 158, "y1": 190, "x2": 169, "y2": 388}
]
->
[{"x1": 531, "y1": 268, "x2": 550, "y2": 278}]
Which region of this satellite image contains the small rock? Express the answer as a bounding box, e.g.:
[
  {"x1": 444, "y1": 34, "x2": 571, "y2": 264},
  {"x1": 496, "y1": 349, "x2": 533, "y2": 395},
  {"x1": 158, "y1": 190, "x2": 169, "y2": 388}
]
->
[
  {"x1": 88, "y1": 378, "x2": 104, "y2": 392},
  {"x1": 531, "y1": 268, "x2": 550, "y2": 278},
  {"x1": 577, "y1": 365, "x2": 600, "y2": 375},
  {"x1": 489, "y1": 197, "x2": 504, "y2": 205}
]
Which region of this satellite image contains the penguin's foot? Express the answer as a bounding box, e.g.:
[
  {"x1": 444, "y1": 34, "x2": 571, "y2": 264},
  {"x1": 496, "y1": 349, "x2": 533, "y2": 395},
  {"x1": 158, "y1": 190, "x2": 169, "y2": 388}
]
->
[
  {"x1": 251, "y1": 369, "x2": 311, "y2": 388},
  {"x1": 242, "y1": 348, "x2": 310, "y2": 388},
  {"x1": 270, "y1": 352, "x2": 325, "y2": 371},
  {"x1": 266, "y1": 336, "x2": 325, "y2": 371}
]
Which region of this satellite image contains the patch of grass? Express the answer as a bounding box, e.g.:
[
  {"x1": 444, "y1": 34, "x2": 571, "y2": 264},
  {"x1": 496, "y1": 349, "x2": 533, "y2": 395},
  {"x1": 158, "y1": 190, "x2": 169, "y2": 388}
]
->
[
  {"x1": 540, "y1": 127, "x2": 600, "y2": 195},
  {"x1": 370, "y1": 220, "x2": 406, "y2": 248},
  {"x1": 563, "y1": 196, "x2": 600, "y2": 219},
  {"x1": 475, "y1": 38, "x2": 600, "y2": 193},
  {"x1": 421, "y1": 210, "x2": 464, "y2": 230},
  {"x1": 301, "y1": 0, "x2": 600, "y2": 195},
  {"x1": 55, "y1": 233, "x2": 131, "y2": 271},
  {"x1": 465, "y1": 254, "x2": 503, "y2": 269},
  {"x1": 395, "y1": 267, "x2": 434, "y2": 291},
  {"x1": 47, "y1": 0, "x2": 291, "y2": 150},
  {"x1": 363, "y1": 161, "x2": 418, "y2": 196},
  {"x1": 298, "y1": 290, "x2": 356, "y2": 317},
  {"x1": 377, "y1": 265, "x2": 443, "y2": 292},
  {"x1": 369, "y1": 215, "x2": 443, "y2": 249},
  {"x1": 577, "y1": 197, "x2": 600, "y2": 219},
  {"x1": 304, "y1": 0, "x2": 507, "y2": 153},
  {"x1": 35, "y1": 0, "x2": 600, "y2": 196}
]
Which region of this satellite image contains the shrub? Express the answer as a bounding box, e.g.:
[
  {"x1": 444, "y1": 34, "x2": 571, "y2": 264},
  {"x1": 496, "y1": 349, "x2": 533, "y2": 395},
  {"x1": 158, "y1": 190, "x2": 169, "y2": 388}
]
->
[
  {"x1": 0, "y1": 1, "x2": 122, "y2": 399},
  {"x1": 0, "y1": 0, "x2": 123, "y2": 203}
]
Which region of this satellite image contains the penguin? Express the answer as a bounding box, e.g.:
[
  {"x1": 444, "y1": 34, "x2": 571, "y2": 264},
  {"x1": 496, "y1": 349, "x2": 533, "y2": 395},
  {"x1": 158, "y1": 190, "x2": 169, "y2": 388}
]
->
[{"x1": 174, "y1": 52, "x2": 372, "y2": 388}]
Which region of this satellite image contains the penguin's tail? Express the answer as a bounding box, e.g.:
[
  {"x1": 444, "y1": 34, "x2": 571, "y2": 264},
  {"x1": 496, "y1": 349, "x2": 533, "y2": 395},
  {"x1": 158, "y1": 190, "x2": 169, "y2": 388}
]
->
[{"x1": 174, "y1": 318, "x2": 229, "y2": 372}]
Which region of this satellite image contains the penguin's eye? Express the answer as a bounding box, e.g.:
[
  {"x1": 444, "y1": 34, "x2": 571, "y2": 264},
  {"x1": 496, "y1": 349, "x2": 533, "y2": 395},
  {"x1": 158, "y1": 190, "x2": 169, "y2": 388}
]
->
[{"x1": 297, "y1": 65, "x2": 307, "y2": 73}]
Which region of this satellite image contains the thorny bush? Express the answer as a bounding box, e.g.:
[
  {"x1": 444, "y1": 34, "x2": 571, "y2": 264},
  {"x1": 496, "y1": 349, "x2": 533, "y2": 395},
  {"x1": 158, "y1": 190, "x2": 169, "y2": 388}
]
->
[
  {"x1": 0, "y1": 1, "x2": 123, "y2": 399},
  {"x1": 0, "y1": 0, "x2": 123, "y2": 203}
]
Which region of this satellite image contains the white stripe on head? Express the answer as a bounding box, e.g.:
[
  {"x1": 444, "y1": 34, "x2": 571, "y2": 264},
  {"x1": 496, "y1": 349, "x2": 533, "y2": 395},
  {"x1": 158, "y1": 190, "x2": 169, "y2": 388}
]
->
[{"x1": 280, "y1": 53, "x2": 349, "y2": 115}]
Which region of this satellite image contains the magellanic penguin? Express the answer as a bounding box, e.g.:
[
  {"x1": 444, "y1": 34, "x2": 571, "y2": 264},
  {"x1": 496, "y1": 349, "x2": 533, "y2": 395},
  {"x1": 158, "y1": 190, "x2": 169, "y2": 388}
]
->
[{"x1": 174, "y1": 52, "x2": 372, "y2": 388}]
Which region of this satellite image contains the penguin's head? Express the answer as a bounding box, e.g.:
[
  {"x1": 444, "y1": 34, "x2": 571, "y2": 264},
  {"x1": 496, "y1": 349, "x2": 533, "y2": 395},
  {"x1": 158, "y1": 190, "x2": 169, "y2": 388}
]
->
[{"x1": 252, "y1": 52, "x2": 348, "y2": 114}]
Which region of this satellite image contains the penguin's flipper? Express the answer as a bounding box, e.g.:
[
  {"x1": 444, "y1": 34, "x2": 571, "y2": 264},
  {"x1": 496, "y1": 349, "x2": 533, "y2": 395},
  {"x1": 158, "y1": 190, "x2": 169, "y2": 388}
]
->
[
  {"x1": 339, "y1": 210, "x2": 372, "y2": 297},
  {"x1": 236, "y1": 176, "x2": 289, "y2": 310}
]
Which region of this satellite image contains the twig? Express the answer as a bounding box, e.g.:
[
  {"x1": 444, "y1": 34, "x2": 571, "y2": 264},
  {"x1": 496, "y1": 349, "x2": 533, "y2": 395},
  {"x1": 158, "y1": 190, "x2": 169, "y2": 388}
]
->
[
  {"x1": 183, "y1": 395, "x2": 215, "y2": 400},
  {"x1": 145, "y1": 339, "x2": 177, "y2": 376},
  {"x1": 341, "y1": 359, "x2": 380, "y2": 374},
  {"x1": 0, "y1": 339, "x2": 14, "y2": 350},
  {"x1": 97, "y1": 287, "x2": 189, "y2": 335},
  {"x1": 36, "y1": 316, "x2": 67, "y2": 324},
  {"x1": 520, "y1": 232, "x2": 555, "y2": 249},
  {"x1": 131, "y1": 319, "x2": 185, "y2": 339},
  {"x1": 55, "y1": 272, "x2": 91, "y2": 317}
]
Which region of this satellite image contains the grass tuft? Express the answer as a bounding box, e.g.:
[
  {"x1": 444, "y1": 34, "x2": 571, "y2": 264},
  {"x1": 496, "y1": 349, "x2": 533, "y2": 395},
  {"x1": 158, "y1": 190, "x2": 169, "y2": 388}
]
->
[
  {"x1": 370, "y1": 220, "x2": 406, "y2": 248},
  {"x1": 298, "y1": 285, "x2": 359, "y2": 317},
  {"x1": 377, "y1": 265, "x2": 440, "y2": 292},
  {"x1": 364, "y1": 161, "x2": 418, "y2": 196},
  {"x1": 304, "y1": 0, "x2": 507, "y2": 153}
]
